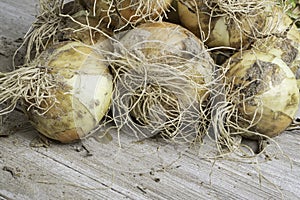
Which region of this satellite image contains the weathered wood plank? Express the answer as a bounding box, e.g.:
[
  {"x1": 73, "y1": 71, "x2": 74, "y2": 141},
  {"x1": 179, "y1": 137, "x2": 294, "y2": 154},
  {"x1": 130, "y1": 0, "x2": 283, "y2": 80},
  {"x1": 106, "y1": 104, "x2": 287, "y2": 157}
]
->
[
  {"x1": 0, "y1": 121, "x2": 128, "y2": 199},
  {"x1": 1, "y1": 111, "x2": 300, "y2": 200},
  {"x1": 0, "y1": 0, "x2": 37, "y2": 39}
]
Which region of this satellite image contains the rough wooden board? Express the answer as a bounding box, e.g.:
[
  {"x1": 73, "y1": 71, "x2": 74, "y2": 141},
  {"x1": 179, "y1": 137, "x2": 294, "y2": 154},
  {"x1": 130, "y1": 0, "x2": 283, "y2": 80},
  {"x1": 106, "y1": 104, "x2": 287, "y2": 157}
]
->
[
  {"x1": 0, "y1": 1, "x2": 300, "y2": 200},
  {"x1": 1, "y1": 112, "x2": 300, "y2": 200}
]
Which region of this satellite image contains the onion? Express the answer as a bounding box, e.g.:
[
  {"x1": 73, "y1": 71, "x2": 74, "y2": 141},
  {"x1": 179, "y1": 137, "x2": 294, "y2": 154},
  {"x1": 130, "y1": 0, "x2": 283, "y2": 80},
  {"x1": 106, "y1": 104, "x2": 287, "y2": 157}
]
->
[
  {"x1": 252, "y1": 24, "x2": 300, "y2": 88},
  {"x1": 178, "y1": 0, "x2": 293, "y2": 49},
  {"x1": 114, "y1": 22, "x2": 213, "y2": 94},
  {"x1": 56, "y1": 1, "x2": 114, "y2": 44},
  {"x1": 177, "y1": 0, "x2": 211, "y2": 41},
  {"x1": 3, "y1": 41, "x2": 113, "y2": 143},
  {"x1": 29, "y1": 41, "x2": 113, "y2": 143},
  {"x1": 82, "y1": 0, "x2": 173, "y2": 30},
  {"x1": 224, "y1": 50, "x2": 299, "y2": 138},
  {"x1": 110, "y1": 22, "x2": 214, "y2": 141}
]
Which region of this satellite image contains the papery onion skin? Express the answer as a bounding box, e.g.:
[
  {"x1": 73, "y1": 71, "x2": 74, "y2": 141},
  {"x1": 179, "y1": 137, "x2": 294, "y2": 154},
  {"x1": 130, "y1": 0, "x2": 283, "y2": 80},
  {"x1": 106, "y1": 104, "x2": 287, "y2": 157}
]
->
[
  {"x1": 226, "y1": 50, "x2": 299, "y2": 138},
  {"x1": 25, "y1": 41, "x2": 113, "y2": 143}
]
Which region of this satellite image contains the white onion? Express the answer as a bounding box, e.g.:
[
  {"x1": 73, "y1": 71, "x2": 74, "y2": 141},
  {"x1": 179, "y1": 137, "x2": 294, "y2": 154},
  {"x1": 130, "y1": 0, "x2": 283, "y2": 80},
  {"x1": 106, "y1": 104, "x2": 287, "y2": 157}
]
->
[
  {"x1": 25, "y1": 41, "x2": 113, "y2": 143},
  {"x1": 110, "y1": 22, "x2": 214, "y2": 141},
  {"x1": 224, "y1": 50, "x2": 299, "y2": 138}
]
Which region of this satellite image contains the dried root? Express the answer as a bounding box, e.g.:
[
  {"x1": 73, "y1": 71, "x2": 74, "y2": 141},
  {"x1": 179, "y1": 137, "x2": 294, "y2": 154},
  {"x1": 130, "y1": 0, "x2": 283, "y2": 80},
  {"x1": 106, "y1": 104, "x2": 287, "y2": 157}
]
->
[
  {"x1": 111, "y1": 62, "x2": 207, "y2": 143},
  {"x1": 0, "y1": 65, "x2": 56, "y2": 116},
  {"x1": 16, "y1": 0, "x2": 65, "y2": 64}
]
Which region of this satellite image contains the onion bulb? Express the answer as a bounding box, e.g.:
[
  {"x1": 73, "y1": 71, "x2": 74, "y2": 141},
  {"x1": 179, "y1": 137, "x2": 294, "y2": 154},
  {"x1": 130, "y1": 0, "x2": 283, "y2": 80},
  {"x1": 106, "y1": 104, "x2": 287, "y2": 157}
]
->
[
  {"x1": 25, "y1": 41, "x2": 113, "y2": 143},
  {"x1": 177, "y1": 0, "x2": 211, "y2": 41},
  {"x1": 225, "y1": 50, "x2": 299, "y2": 138},
  {"x1": 114, "y1": 21, "x2": 213, "y2": 97},
  {"x1": 59, "y1": 1, "x2": 113, "y2": 45},
  {"x1": 111, "y1": 22, "x2": 214, "y2": 141},
  {"x1": 81, "y1": 0, "x2": 172, "y2": 30}
]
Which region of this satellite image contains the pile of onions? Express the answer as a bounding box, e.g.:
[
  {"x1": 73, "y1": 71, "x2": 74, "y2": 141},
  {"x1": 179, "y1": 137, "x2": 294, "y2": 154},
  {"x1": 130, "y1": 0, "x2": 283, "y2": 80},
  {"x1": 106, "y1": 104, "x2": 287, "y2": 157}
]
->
[
  {"x1": 0, "y1": 41, "x2": 113, "y2": 143},
  {"x1": 2, "y1": 0, "x2": 299, "y2": 152},
  {"x1": 110, "y1": 22, "x2": 214, "y2": 141}
]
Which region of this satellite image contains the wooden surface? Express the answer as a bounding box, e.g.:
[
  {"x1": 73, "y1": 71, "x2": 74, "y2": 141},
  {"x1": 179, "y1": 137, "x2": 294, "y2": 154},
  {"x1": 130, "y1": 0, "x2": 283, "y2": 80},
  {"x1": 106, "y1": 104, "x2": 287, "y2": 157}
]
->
[{"x1": 1, "y1": 1, "x2": 300, "y2": 199}]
